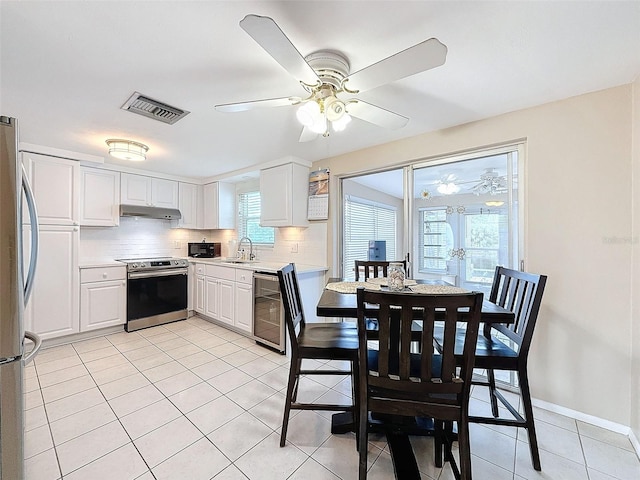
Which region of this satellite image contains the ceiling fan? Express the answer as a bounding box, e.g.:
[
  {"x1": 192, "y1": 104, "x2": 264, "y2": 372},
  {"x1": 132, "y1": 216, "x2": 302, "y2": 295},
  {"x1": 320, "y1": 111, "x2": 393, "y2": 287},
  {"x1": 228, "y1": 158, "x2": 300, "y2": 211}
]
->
[
  {"x1": 214, "y1": 14, "x2": 447, "y2": 142},
  {"x1": 470, "y1": 168, "x2": 507, "y2": 196}
]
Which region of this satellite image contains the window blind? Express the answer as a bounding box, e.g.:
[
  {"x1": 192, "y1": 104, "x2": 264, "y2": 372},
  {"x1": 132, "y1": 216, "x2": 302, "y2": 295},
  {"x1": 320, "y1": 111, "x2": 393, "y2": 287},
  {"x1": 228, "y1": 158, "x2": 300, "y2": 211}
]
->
[
  {"x1": 237, "y1": 191, "x2": 274, "y2": 245},
  {"x1": 343, "y1": 196, "x2": 396, "y2": 280}
]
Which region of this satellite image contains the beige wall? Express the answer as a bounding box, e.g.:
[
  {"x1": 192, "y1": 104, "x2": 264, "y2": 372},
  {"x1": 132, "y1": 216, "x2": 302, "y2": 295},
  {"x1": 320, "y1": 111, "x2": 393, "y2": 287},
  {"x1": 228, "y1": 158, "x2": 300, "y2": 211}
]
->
[
  {"x1": 314, "y1": 85, "x2": 634, "y2": 426},
  {"x1": 631, "y1": 77, "x2": 640, "y2": 441}
]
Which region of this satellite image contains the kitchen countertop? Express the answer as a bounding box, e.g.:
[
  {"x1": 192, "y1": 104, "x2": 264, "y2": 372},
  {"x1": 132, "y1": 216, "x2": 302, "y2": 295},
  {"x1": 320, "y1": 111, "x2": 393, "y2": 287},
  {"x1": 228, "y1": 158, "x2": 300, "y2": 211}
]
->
[
  {"x1": 187, "y1": 257, "x2": 327, "y2": 274},
  {"x1": 79, "y1": 259, "x2": 126, "y2": 268}
]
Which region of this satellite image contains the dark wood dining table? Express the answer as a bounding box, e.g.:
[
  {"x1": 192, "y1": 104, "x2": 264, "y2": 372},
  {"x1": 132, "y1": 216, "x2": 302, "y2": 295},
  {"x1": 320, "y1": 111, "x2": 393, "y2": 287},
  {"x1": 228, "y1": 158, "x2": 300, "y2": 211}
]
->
[{"x1": 315, "y1": 278, "x2": 515, "y2": 480}]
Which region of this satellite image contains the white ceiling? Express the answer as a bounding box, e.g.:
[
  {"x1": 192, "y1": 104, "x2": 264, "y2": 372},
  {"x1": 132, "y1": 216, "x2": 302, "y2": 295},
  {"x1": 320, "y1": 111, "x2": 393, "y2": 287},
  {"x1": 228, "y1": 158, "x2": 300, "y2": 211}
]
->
[{"x1": 2, "y1": 1, "x2": 639, "y2": 179}]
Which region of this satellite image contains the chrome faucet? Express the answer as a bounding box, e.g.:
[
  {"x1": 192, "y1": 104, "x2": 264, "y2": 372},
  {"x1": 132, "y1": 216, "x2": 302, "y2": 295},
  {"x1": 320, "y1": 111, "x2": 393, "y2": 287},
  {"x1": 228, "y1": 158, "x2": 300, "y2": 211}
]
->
[{"x1": 237, "y1": 236, "x2": 254, "y2": 261}]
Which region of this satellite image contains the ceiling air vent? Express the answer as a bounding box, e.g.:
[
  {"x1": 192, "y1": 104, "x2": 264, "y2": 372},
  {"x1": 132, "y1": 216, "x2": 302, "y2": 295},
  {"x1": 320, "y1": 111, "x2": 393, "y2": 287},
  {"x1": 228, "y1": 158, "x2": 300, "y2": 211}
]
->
[{"x1": 121, "y1": 92, "x2": 190, "y2": 125}]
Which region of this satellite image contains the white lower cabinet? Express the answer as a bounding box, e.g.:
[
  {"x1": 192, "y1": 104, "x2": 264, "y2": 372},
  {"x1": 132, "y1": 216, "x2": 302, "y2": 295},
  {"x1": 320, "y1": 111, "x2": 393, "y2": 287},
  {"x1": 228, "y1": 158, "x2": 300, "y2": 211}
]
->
[
  {"x1": 234, "y1": 269, "x2": 253, "y2": 334},
  {"x1": 24, "y1": 225, "x2": 80, "y2": 340},
  {"x1": 204, "y1": 277, "x2": 221, "y2": 320},
  {"x1": 193, "y1": 263, "x2": 253, "y2": 334},
  {"x1": 80, "y1": 266, "x2": 126, "y2": 331}
]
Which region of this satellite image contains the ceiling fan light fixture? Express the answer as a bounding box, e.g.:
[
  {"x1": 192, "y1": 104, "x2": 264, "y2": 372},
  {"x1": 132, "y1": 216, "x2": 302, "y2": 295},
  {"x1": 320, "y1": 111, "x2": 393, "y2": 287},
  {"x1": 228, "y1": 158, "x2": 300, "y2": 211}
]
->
[
  {"x1": 437, "y1": 182, "x2": 460, "y2": 195},
  {"x1": 324, "y1": 95, "x2": 346, "y2": 122},
  {"x1": 332, "y1": 113, "x2": 351, "y2": 131},
  {"x1": 105, "y1": 139, "x2": 148, "y2": 161},
  {"x1": 296, "y1": 101, "x2": 320, "y2": 127},
  {"x1": 309, "y1": 114, "x2": 327, "y2": 134}
]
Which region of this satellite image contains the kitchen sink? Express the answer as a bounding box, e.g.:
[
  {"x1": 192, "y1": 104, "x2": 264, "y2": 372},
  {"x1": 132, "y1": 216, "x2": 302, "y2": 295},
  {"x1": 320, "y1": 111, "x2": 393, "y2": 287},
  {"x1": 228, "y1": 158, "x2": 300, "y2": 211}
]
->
[{"x1": 222, "y1": 259, "x2": 256, "y2": 265}]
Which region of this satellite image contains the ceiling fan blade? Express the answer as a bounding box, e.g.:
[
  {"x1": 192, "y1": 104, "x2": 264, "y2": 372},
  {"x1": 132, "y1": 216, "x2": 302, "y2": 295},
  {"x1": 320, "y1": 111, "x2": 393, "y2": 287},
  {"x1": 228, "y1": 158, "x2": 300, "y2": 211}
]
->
[
  {"x1": 215, "y1": 96, "x2": 301, "y2": 113},
  {"x1": 343, "y1": 38, "x2": 447, "y2": 93},
  {"x1": 299, "y1": 126, "x2": 318, "y2": 143},
  {"x1": 240, "y1": 14, "x2": 320, "y2": 86},
  {"x1": 346, "y1": 100, "x2": 409, "y2": 129}
]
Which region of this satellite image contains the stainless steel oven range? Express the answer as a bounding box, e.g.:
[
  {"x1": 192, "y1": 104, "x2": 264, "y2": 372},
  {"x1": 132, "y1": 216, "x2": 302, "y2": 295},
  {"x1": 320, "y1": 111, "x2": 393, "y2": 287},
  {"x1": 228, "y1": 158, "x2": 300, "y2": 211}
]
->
[{"x1": 117, "y1": 257, "x2": 188, "y2": 332}]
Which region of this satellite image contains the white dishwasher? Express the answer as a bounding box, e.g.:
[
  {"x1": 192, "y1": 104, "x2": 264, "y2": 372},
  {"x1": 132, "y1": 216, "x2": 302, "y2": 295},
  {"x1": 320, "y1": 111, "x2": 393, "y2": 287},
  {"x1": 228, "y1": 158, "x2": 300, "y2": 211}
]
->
[{"x1": 253, "y1": 272, "x2": 285, "y2": 353}]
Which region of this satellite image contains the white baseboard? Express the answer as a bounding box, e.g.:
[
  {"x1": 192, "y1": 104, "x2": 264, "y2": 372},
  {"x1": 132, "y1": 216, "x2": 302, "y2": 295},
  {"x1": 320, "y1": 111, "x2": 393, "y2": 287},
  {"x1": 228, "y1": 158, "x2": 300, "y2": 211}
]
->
[{"x1": 532, "y1": 397, "x2": 630, "y2": 435}]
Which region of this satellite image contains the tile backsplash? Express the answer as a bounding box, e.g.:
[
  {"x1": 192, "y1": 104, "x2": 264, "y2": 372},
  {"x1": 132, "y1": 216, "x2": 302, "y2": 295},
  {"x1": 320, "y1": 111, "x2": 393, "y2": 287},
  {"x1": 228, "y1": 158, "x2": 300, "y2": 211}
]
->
[{"x1": 79, "y1": 217, "x2": 327, "y2": 266}]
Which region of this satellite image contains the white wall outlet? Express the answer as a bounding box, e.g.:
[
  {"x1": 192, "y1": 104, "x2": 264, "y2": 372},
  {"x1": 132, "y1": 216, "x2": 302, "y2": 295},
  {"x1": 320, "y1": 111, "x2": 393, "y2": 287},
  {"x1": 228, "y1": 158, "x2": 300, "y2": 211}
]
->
[
  {"x1": 290, "y1": 243, "x2": 298, "y2": 253},
  {"x1": 174, "y1": 240, "x2": 181, "y2": 248}
]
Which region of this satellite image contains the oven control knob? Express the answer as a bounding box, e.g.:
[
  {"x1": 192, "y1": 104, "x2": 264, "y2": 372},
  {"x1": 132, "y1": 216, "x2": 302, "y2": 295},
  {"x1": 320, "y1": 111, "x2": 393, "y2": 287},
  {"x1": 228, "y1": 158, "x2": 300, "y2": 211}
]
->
[
  {"x1": 132, "y1": 263, "x2": 138, "y2": 268},
  {"x1": 141, "y1": 262, "x2": 147, "y2": 268}
]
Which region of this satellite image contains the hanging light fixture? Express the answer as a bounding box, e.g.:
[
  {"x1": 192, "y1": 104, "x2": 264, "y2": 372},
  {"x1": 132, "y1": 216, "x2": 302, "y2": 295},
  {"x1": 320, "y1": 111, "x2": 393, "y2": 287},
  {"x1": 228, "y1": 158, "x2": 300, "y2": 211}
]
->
[
  {"x1": 437, "y1": 182, "x2": 460, "y2": 195},
  {"x1": 296, "y1": 85, "x2": 352, "y2": 136},
  {"x1": 105, "y1": 139, "x2": 148, "y2": 162}
]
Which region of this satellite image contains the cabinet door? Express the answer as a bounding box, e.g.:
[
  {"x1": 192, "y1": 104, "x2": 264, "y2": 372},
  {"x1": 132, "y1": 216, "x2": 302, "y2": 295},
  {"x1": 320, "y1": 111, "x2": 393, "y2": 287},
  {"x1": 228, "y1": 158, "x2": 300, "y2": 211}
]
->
[
  {"x1": 218, "y1": 279, "x2": 235, "y2": 326},
  {"x1": 195, "y1": 275, "x2": 205, "y2": 314},
  {"x1": 80, "y1": 168, "x2": 120, "y2": 226},
  {"x1": 204, "y1": 277, "x2": 219, "y2": 319},
  {"x1": 23, "y1": 153, "x2": 79, "y2": 225},
  {"x1": 24, "y1": 225, "x2": 79, "y2": 339},
  {"x1": 121, "y1": 173, "x2": 152, "y2": 206},
  {"x1": 202, "y1": 182, "x2": 219, "y2": 229},
  {"x1": 152, "y1": 178, "x2": 179, "y2": 209},
  {"x1": 234, "y1": 282, "x2": 253, "y2": 333},
  {"x1": 260, "y1": 164, "x2": 291, "y2": 226},
  {"x1": 80, "y1": 279, "x2": 126, "y2": 331},
  {"x1": 178, "y1": 183, "x2": 201, "y2": 229}
]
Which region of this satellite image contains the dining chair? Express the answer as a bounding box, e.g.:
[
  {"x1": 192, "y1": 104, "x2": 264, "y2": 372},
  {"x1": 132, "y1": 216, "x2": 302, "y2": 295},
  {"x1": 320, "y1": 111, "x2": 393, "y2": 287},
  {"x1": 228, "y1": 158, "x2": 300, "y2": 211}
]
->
[
  {"x1": 356, "y1": 287, "x2": 483, "y2": 480},
  {"x1": 277, "y1": 263, "x2": 360, "y2": 447},
  {"x1": 354, "y1": 260, "x2": 408, "y2": 281},
  {"x1": 436, "y1": 266, "x2": 547, "y2": 471}
]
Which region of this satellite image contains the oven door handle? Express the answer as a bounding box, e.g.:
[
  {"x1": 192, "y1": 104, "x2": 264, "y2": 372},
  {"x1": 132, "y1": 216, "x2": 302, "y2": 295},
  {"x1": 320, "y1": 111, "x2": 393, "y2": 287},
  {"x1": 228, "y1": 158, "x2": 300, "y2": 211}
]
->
[
  {"x1": 253, "y1": 272, "x2": 278, "y2": 282},
  {"x1": 128, "y1": 269, "x2": 188, "y2": 279}
]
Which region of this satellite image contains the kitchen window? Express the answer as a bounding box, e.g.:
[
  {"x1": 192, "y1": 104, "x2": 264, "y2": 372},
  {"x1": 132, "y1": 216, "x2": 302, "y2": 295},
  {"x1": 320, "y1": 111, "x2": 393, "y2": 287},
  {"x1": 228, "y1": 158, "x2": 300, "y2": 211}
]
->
[{"x1": 237, "y1": 191, "x2": 274, "y2": 245}]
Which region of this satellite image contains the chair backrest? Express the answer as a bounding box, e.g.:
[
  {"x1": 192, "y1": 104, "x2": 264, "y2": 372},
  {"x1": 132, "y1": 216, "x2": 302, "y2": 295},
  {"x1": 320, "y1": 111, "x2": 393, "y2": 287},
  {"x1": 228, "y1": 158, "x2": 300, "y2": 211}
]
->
[
  {"x1": 356, "y1": 288, "x2": 483, "y2": 412},
  {"x1": 354, "y1": 260, "x2": 407, "y2": 281},
  {"x1": 277, "y1": 263, "x2": 305, "y2": 357},
  {"x1": 488, "y1": 266, "x2": 547, "y2": 355}
]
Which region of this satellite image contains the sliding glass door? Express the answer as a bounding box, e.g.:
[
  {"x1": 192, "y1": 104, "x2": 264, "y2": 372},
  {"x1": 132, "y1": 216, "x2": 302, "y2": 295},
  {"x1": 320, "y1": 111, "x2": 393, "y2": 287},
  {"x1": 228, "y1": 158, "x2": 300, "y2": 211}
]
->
[
  {"x1": 340, "y1": 144, "x2": 522, "y2": 290},
  {"x1": 411, "y1": 146, "x2": 520, "y2": 292}
]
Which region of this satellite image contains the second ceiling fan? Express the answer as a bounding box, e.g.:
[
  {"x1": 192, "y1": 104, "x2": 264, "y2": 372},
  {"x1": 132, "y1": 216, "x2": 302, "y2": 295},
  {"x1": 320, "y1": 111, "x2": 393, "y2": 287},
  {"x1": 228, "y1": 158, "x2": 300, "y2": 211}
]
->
[{"x1": 215, "y1": 14, "x2": 448, "y2": 142}]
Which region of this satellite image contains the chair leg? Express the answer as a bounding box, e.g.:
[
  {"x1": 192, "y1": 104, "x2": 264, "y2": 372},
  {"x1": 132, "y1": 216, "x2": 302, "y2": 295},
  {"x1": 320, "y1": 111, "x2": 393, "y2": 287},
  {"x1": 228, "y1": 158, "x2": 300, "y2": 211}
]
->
[
  {"x1": 352, "y1": 358, "x2": 360, "y2": 448},
  {"x1": 519, "y1": 367, "x2": 541, "y2": 471},
  {"x1": 457, "y1": 418, "x2": 473, "y2": 480},
  {"x1": 280, "y1": 356, "x2": 299, "y2": 447},
  {"x1": 486, "y1": 369, "x2": 499, "y2": 417},
  {"x1": 434, "y1": 420, "x2": 444, "y2": 468},
  {"x1": 358, "y1": 395, "x2": 368, "y2": 479},
  {"x1": 291, "y1": 358, "x2": 302, "y2": 403}
]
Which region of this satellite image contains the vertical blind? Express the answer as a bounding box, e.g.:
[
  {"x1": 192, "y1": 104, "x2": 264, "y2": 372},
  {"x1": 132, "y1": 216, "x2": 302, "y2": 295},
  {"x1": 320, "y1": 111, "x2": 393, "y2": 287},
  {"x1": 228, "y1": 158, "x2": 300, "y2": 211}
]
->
[
  {"x1": 237, "y1": 191, "x2": 274, "y2": 244},
  {"x1": 343, "y1": 195, "x2": 396, "y2": 280}
]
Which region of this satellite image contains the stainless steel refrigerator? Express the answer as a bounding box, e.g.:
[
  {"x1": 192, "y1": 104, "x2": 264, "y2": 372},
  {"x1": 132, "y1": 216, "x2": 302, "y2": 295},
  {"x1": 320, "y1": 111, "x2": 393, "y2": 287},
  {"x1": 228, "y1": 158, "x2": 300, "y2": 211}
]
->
[{"x1": 1, "y1": 116, "x2": 42, "y2": 479}]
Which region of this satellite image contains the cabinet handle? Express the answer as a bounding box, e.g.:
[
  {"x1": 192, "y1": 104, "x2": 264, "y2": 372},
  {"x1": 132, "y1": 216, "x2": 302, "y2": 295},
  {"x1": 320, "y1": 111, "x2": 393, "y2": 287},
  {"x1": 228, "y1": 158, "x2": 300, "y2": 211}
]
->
[
  {"x1": 102, "y1": 272, "x2": 108, "y2": 279},
  {"x1": 122, "y1": 281, "x2": 126, "y2": 286}
]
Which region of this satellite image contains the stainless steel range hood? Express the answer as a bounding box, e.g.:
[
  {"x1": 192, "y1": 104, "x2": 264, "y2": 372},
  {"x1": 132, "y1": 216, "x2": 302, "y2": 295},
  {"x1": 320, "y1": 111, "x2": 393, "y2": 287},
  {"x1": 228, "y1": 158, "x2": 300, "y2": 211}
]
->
[{"x1": 120, "y1": 204, "x2": 182, "y2": 220}]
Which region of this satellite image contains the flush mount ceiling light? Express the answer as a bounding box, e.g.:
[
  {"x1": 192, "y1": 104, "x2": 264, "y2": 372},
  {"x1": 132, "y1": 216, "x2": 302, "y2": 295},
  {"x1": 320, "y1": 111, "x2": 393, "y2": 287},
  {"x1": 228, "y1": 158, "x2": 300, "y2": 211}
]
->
[
  {"x1": 105, "y1": 139, "x2": 148, "y2": 162},
  {"x1": 485, "y1": 200, "x2": 505, "y2": 207}
]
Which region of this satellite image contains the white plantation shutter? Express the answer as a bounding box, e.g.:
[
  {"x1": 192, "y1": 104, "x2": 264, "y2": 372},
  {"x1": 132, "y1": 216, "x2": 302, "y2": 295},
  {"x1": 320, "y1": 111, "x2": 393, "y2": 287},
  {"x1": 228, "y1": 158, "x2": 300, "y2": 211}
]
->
[
  {"x1": 237, "y1": 191, "x2": 274, "y2": 244},
  {"x1": 343, "y1": 195, "x2": 397, "y2": 280}
]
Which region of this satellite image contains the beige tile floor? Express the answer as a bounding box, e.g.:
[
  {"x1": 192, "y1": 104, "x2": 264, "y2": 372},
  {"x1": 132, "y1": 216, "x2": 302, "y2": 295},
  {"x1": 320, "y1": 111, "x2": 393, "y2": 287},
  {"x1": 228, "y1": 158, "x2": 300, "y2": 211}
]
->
[{"x1": 23, "y1": 316, "x2": 640, "y2": 480}]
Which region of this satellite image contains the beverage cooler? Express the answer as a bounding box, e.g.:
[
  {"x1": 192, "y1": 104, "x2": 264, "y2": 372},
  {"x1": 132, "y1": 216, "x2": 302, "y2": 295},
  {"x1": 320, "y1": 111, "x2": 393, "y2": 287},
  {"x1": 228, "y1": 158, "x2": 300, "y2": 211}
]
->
[{"x1": 253, "y1": 272, "x2": 285, "y2": 353}]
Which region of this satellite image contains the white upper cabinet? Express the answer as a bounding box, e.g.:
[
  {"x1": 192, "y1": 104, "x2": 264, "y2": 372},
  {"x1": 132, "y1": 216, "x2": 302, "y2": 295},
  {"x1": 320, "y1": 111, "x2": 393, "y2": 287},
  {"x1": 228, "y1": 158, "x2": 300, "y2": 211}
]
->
[
  {"x1": 178, "y1": 183, "x2": 202, "y2": 229},
  {"x1": 121, "y1": 173, "x2": 178, "y2": 209},
  {"x1": 260, "y1": 162, "x2": 309, "y2": 227},
  {"x1": 22, "y1": 152, "x2": 80, "y2": 225},
  {"x1": 203, "y1": 182, "x2": 235, "y2": 230},
  {"x1": 152, "y1": 177, "x2": 180, "y2": 209},
  {"x1": 80, "y1": 167, "x2": 120, "y2": 226}
]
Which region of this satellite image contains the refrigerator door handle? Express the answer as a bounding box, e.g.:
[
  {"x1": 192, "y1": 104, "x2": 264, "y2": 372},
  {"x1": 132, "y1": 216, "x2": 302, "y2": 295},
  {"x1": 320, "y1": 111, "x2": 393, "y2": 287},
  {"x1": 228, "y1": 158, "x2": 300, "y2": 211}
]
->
[
  {"x1": 22, "y1": 164, "x2": 39, "y2": 305},
  {"x1": 23, "y1": 331, "x2": 42, "y2": 365}
]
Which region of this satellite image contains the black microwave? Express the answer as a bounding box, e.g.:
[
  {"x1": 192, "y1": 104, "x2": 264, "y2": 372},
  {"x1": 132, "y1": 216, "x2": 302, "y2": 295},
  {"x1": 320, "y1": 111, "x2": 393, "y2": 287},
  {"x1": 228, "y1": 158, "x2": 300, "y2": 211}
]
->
[{"x1": 188, "y1": 242, "x2": 221, "y2": 258}]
